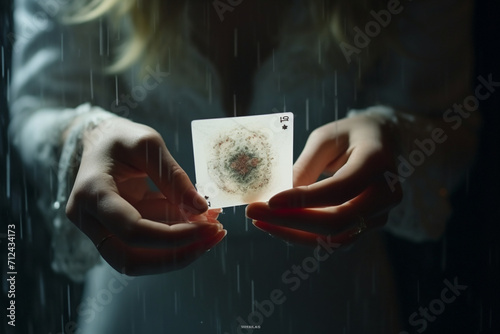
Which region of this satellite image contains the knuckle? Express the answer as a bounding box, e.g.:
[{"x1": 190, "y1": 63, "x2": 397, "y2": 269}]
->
[
  {"x1": 132, "y1": 129, "x2": 163, "y2": 150},
  {"x1": 109, "y1": 124, "x2": 164, "y2": 157},
  {"x1": 169, "y1": 164, "x2": 188, "y2": 182}
]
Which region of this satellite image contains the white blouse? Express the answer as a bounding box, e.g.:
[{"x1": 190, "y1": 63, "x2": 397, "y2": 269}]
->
[{"x1": 9, "y1": 0, "x2": 479, "y2": 332}]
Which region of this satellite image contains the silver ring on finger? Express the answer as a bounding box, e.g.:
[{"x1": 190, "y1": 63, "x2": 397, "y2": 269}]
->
[
  {"x1": 349, "y1": 215, "x2": 367, "y2": 238},
  {"x1": 95, "y1": 234, "x2": 117, "y2": 251}
]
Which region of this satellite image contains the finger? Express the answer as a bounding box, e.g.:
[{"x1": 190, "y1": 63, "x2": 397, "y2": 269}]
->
[
  {"x1": 134, "y1": 198, "x2": 192, "y2": 222},
  {"x1": 253, "y1": 220, "x2": 354, "y2": 247},
  {"x1": 96, "y1": 223, "x2": 227, "y2": 276},
  {"x1": 134, "y1": 198, "x2": 220, "y2": 223},
  {"x1": 270, "y1": 143, "x2": 392, "y2": 209},
  {"x1": 253, "y1": 220, "x2": 322, "y2": 245},
  {"x1": 347, "y1": 178, "x2": 402, "y2": 223},
  {"x1": 247, "y1": 203, "x2": 352, "y2": 236},
  {"x1": 129, "y1": 135, "x2": 208, "y2": 214},
  {"x1": 206, "y1": 208, "x2": 223, "y2": 220},
  {"x1": 85, "y1": 191, "x2": 223, "y2": 248},
  {"x1": 293, "y1": 127, "x2": 348, "y2": 187},
  {"x1": 248, "y1": 179, "x2": 399, "y2": 236}
]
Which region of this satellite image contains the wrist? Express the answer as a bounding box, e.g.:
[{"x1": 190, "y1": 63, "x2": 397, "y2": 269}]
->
[{"x1": 347, "y1": 105, "x2": 401, "y2": 152}]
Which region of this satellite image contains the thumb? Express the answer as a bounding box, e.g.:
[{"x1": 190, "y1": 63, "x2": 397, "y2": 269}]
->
[
  {"x1": 293, "y1": 129, "x2": 347, "y2": 187},
  {"x1": 133, "y1": 135, "x2": 208, "y2": 214}
]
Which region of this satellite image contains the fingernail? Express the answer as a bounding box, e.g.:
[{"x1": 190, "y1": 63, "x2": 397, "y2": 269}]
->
[
  {"x1": 199, "y1": 222, "x2": 223, "y2": 233},
  {"x1": 252, "y1": 220, "x2": 265, "y2": 231},
  {"x1": 180, "y1": 190, "x2": 208, "y2": 214},
  {"x1": 191, "y1": 188, "x2": 209, "y2": 207},
  {"x1": 244, "y1": 206, "x2": 251, "y2": 219},
  {"x1": 207, "y1": 208, "x2": 223, "y2": 219}
]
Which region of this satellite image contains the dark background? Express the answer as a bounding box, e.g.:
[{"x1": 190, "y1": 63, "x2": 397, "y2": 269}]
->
[
  {"x1": 387, "y1": 1, "x2": 500, "y2": 332},
  {"x1": 1, "y1": 1, "x2": 499, "y2": 333},
  {"x1": 1, "y1": 1, "x2": 85, "y2": 334}
]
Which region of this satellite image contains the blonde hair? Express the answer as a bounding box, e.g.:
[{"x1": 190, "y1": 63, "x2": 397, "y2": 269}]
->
[{"x1": 64, "y1": 0, "x2": 394, "y2": 73}]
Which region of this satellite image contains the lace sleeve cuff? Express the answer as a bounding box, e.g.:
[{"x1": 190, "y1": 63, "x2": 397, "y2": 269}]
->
[{"x1": 50, "y1": 104, "x2": 116, "y2": 281}]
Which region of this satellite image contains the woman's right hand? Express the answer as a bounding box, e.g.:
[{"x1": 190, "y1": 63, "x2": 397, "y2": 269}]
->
[{"x1": 65, "y1": 117, "x2": 226, "y2": 276}]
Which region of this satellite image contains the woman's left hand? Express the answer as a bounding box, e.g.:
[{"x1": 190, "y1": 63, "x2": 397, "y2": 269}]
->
[{"x1": 246, "y1": 113, "x2": 403, "y2": 246}]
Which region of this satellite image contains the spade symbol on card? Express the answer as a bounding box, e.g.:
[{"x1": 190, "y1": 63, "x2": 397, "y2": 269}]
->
[{"x1": 204, "y1": 195, "x2": 211, "y2": 208}]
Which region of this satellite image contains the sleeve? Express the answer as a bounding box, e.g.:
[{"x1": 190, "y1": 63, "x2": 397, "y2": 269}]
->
[
  {"x1": 9, "y1": 0, "x2": 119, "y2": 281},
  {"x1": 350, "y1": 0, "x2": 480, "y2": 241}
]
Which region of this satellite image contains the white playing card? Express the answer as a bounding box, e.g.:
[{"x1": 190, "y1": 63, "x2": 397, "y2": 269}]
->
[{"x1": 192, "y1": 112, "x2": 294, "y2": 208}]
